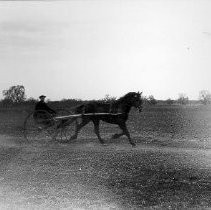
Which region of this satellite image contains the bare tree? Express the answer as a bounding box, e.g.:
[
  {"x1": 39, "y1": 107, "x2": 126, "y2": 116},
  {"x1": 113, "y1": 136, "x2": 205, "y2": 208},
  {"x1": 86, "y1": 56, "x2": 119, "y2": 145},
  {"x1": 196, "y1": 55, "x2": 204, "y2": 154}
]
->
[
  {"x1": 199, "y1": 90, "x2": 211, "y2": 105},
  {"x1": 177, "y1": 93, "x2": 189, "y2": 105},
  {"x1": 2, "y1": 85, "x2": 26, "y2": 103}
]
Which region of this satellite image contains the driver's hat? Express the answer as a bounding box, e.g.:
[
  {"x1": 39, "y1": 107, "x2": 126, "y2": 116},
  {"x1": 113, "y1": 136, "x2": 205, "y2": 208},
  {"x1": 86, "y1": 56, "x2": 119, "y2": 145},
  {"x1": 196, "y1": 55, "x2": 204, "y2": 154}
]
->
[{"x1": 39, "y1": 95, "x2": 46, "y2": 99}]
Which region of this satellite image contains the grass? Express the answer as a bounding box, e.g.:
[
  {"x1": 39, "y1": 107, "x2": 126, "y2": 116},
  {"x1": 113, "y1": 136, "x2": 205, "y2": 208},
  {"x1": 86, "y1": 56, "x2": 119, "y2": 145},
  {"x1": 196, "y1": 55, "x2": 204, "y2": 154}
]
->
[{"x1": 0, "y1": 104, "x2": 211, "y2": 209}]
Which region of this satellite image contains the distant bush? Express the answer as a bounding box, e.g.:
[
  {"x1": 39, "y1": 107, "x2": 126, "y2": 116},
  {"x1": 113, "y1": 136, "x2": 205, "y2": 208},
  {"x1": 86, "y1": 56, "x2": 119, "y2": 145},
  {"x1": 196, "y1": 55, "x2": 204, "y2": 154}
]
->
[
  {"x1": 49, "y1": 99, "x2": 83, "y2": 110},
  {"x1": 147, "y1": 95, "x2": 157, "y2": 105},
  {"x1": 26, "y1": 97, "x2": 38, "y2": 103},
  {"x1": 0, "y1": 97, "x2": 83, "y2": 112},
  {"x1": 199, "y1": 90, "x2": 211, "y2": 105},
  {"x1": 177, "y1": 93, "x2": 189, "y2": 105},
  {"x1": 166, "y1": 98, "x2": 174, "y2": 105},
  {"x1": 101, "y1": 94, "x2": 117, "y2": 103}
]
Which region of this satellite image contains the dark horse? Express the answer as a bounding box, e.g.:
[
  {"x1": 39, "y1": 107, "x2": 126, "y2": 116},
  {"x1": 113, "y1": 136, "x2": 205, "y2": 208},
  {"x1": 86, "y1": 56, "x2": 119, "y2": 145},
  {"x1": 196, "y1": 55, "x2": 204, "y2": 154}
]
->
[{"x1": 70, "y1": 92, "x2": 143, "y2": 146}]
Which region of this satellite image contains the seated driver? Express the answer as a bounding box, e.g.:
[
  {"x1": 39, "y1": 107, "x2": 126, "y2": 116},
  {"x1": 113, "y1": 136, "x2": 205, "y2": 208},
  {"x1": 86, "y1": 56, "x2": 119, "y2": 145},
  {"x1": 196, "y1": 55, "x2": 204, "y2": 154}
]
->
[
  {"x1": 35, "y1": 95, "x2": 56, "y2": 114},
  {"x1": 34, "y1": 95, "x2": 56, "y2": 126}
]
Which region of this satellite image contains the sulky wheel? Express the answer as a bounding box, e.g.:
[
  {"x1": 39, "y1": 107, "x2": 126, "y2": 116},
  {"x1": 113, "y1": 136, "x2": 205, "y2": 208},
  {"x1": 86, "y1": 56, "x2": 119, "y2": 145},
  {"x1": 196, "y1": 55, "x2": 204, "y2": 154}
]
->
[
  {"x1": 53, "y1": 109, "x2": 78, "y2": 142},
  {"x1": 23, "y1": 110, "x2": 56, "y2": 142}
]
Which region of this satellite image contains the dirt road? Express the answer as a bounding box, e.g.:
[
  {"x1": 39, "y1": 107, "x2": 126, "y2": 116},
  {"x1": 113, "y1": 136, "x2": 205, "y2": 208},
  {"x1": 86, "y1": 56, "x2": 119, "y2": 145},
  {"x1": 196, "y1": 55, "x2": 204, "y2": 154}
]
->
[{"x1": 0, "y1": 135, "x2": 211, "y2": 209}]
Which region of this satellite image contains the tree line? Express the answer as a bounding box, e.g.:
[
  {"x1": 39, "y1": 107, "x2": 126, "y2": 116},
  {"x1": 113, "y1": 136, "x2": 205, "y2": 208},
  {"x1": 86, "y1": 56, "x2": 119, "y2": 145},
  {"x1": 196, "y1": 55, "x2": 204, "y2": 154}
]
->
[{"x1": 1, "y1": 85, "x2": 211, "y2": 106}]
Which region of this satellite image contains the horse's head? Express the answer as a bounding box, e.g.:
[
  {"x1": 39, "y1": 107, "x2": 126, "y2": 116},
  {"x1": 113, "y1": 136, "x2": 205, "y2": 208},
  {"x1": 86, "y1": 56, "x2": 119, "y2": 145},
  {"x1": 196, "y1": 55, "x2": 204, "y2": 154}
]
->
[{"x1": 126, "y1": 91, "x2": 143, "y2": 112}]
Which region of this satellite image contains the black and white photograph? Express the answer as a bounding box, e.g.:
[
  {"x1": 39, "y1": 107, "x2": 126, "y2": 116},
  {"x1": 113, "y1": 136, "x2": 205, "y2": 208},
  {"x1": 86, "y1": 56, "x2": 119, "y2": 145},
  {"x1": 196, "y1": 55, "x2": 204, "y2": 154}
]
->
[{"x1": 0, "y1": 0, "x2": 211, "y2": 209}]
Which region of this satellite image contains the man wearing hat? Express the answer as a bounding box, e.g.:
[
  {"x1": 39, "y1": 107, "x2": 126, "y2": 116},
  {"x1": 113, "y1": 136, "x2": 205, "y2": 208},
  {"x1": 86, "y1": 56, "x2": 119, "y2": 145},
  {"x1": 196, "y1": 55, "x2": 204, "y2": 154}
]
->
[{"x1": 35, "y1": 95, "x2": 56, "y2": 115}]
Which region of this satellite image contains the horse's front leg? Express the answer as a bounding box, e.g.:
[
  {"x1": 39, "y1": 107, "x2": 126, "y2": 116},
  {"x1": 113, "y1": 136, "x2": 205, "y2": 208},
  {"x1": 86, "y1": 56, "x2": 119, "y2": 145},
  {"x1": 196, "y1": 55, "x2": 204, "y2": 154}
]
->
[
  {"x1": 119, "y1": 122, "x2": 136, "y2": 147},
  {"x1": 70, "y1": 117, "x2": 90, "y2": 140},
  {"x1": 92, "y1": 119, "x2": 104, "y2": 144}
]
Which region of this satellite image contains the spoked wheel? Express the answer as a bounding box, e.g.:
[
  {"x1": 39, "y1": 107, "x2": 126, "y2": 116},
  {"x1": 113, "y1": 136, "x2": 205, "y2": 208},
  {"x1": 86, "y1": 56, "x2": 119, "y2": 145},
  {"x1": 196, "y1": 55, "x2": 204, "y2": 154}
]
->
[
  {"x1": 23, "y1": 110, "x2": 56, "y2": 142},
  {"x1": 54, "y1": 109, "x2": 78, "y2": 143}
]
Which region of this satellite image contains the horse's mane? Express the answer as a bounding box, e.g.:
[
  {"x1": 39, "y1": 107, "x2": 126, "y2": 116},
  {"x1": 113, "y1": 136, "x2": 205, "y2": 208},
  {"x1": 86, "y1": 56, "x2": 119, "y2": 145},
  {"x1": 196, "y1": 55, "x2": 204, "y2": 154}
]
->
[
  {"x1": 97, "y1": 92, "x2": 140, "y2": 107},
  {"x1": 116, "y1": 92, "x2": 137, "y2": 103}
]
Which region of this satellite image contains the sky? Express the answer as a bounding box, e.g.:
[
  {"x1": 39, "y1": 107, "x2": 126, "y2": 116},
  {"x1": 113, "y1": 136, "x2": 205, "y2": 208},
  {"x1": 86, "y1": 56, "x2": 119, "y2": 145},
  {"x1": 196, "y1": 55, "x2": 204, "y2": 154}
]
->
[{"x1": 0, "y1": 0, "x2": 211, "y2": 101}]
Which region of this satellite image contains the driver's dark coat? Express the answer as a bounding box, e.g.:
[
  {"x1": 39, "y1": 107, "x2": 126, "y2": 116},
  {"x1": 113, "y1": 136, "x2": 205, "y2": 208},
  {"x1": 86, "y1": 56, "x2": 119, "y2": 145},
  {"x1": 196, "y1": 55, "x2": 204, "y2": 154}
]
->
[{"x1": 34, "y1": 101, "x2": 56, "y2": 114}]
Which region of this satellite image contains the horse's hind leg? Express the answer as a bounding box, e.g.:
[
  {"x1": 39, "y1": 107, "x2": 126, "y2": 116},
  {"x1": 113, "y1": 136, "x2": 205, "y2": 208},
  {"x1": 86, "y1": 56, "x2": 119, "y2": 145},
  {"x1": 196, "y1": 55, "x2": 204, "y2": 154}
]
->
[
  {"x1": 70, "y1": 117, "x2": 90, "y2": 140},
  {"x1": 119, "y1": 122, "x2": 136, "y2": 146},
  {"x1": 92, "y1": 119, "x2": 104, "y2": 144}
]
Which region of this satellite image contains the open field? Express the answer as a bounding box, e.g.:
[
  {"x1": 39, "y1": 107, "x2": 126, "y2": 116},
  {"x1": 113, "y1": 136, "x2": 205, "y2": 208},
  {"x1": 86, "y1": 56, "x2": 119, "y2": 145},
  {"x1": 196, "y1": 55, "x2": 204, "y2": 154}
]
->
[{"x1": 0, "y1": 105, "x2": 211, "y2": 209}]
